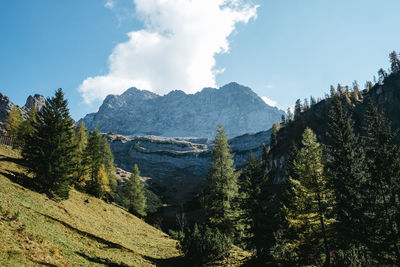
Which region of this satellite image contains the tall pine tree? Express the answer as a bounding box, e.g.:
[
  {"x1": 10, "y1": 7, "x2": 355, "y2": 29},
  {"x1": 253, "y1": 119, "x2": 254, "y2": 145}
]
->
[
  {"x1": 203, "y1": 124, "x2": 240, "y2": 237},
  {"x1": 22, "y1": 89, "x2": 75, "y2": 199},
  {"x1": 363, "y1": 101, "x2": 400, "y2": 263},
  {"x1": 327, "y1": 95, "x2": 369, "y2": 253}
]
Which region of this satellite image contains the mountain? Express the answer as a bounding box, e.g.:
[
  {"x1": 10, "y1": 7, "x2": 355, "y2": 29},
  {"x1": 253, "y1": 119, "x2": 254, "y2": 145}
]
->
[
  {"x1": 81, "y1": 82, "x2": 284, "y2": 138},
  {"x1": 0, "y1": 93, "x2": 46, "y2": 134},
  {"x1": 108, "y1": 129, "x2": 271, "y2": 204}
]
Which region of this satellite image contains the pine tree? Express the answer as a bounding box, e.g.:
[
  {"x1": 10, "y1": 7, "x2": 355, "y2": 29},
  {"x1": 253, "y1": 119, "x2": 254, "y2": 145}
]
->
[
  {"x1": 125, "y1": 164, "x2": 146, "y2": 217},
  {"x1": 389, "y1": 50, "x2": 400, "y2": 74},
  {"x1": 22, "y1": 89, "x2": 75, "y2": 199},
  {"x1": 327, "y1": 95, "x2": 368, "y2": 251},
  {"x1": 363, "y1": 101, "x2": 400, "y2": 263},
  {"x1": 4, "y1": 106, "x2": 23, "y2": 140},
  {"x1": 203, "y1": 124, "x2": 240, "y2": 236},
  {"x1": 294, "y1": 99, "x2": 302, "y2": 120},
  {"x1": 287, "y1": 108, "x2": 293, "y2": 122},
  {"x1": 270, "y1": 122, "x2": 281, "y2": 146},
  {"x1": 283, "y1": 128, "x2": 333, "y2": 265},
  {"x1": 72, "y1": 122, "x2": 89, "y2": 188}
]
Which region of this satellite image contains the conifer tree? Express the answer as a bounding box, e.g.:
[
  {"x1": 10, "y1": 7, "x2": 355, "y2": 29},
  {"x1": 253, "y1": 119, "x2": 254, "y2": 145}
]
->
[
  {"x1": 4, "y1": 106, "x2": 23, "y2": 140},
  {"x1": 389, "y1": 50, "x2": 400, "y2": 74},
  {"x1": 327, "y1": 95, "x2": 368, "y2": 251},
  {"x1": 203, "y1": 124, "x2": 240, "y2": 236},
  {"x1": 294, "y1": 99, "x2": 302, "y2": 120},
  {"x1": 72, "y1": 122, "x2": 89, "y2": 187},
  {"x1": 363, "y1": 101, "x2": 400, "y2": 263},
  {"x1": 84, "y1": 127, "x2": 116, "y2": 199},
  {"x1": 22, "y1": 89, "x2": 75, "y2": 199},
  {"x1": 125, "y1": 164, "x2": 146, "y2": 217},
  {"x1": 283, "y1": 128, "x2": 333, "y2": 265}
]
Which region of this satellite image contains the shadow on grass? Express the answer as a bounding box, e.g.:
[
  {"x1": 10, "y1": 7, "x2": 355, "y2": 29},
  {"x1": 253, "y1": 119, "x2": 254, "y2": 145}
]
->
[
  {"x1": 0, "y1": 171, "x2": 36, "y2": 191},
  {"x1": 0, "y1": 155, "x2": 24, "y2": 165},
  {"x1": 76, "y1": 252, "x2": 130, "y2": 267},
  {"x1": 30, "y1": 260, "x2": 58, "y2": 267},
  {"x1": 26, "y1": 208, "x2": 134, "y2": 252},
  {"x1": 142, "y1": 255, "x2": 187, "y2": 267}
]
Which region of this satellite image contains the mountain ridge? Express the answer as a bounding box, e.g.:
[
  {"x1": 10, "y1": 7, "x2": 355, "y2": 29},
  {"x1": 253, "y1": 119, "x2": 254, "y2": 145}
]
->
[{"x1": 81, "y1": 82, "x2": 284, "y2": 138}]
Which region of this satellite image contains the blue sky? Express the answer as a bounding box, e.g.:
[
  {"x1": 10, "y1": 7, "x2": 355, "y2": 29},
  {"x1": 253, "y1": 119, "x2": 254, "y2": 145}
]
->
[{"x1": 1, "y1": 0, "x2": 400, "y2": 120}]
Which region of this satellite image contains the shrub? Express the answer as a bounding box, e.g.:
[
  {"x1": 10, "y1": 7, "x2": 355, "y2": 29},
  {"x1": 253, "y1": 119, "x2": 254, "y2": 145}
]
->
[{"x1": 181, "y1": 224, "x2": 232, "y2": 263}]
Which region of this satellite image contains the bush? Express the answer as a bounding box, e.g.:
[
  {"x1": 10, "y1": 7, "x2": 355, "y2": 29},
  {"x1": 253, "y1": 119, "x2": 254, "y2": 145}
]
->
[{"x1": 181, "y1": 224, "x2": 232, "y2": 263}]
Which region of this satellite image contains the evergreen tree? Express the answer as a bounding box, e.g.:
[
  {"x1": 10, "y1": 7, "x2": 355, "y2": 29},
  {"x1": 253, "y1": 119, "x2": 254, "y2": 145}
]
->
[
  {"x1": 327, "y1": 95, "x2": 368, "y2": 252},
  {"x1": 287, "y1": 108, "x2": 293, "y2": 122},
  {"x1": 389, "y1": 50, "x2": 400, "y2": 74},
  {"x1": 363, "y1": 101, "x2": 400, "y2": 263},
  {"x1": 283, "y1": 128, "x2": 333, "y2": 265},
  {"x1": 4, "y1": 106, "x2": 23, "y2": 140},
  {"x1": 203, "y1": 124, "x2": 240, "y2": 236},
  {"x1": 240, "y1": 154, "x2": 266, "y2": 252},
  {"x1": 22, "y1": 89, "x2": 75, "y2": 199},
  {"x1": 294, "y1": 99, "x2": 302, "y2": 120},
  {"x1": 125, "y1": 164, "x2": 146, "y2": 217},
  {"x1": 270, "y1": 122, "x2": 280, "y2": 146},
  {"x1": 330, "y1": 85, "x2": 336, "y2": 98},
  {"x1": 72, "y1": 122, "x2": 89, "y2": 188}
]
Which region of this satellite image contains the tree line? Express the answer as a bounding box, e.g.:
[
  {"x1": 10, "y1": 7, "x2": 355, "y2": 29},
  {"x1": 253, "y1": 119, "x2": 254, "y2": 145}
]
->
[
  {"x1": 3, "y1": 89, "x2": 147, "y2": 217},
  {"x1": 180, "y1": 51, "x2": 400, "y2": 265}
]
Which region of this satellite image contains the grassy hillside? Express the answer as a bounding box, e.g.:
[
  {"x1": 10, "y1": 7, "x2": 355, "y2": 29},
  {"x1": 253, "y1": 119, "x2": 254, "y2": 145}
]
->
[{"x1": 0, "y1": 144, "x2": 252, "y2": 266}]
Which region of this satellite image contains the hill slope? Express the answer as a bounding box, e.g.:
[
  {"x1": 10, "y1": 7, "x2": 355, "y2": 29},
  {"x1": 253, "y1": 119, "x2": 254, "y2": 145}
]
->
[
  {"x1": 0, "y1": 144, "x2": 182, "y2": 266},
  {"x1": 0, "y1": 145, "x2": 251, "y2": 266},
  {"x1": 81, "y1": 82, "x2": 284, "y2": 138}
]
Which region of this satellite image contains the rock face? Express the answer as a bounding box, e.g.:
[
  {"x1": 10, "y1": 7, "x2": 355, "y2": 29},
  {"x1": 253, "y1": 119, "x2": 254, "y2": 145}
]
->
[
  {"x1": 82, "y1": 82, "x2": 284, "y2": 138},
  {"x1": 0, "y1": 93, "x2": 46, "y2": 133},
  {"x1": 20, "y1": 94, "x2": 46, "y2": 118},
  {"x1": 108, "y1": 129, "x2": 271, "y2": 204}
]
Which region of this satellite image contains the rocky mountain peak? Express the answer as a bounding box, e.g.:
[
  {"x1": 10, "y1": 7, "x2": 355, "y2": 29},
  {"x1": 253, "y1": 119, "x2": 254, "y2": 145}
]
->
[
  {"x1": 21, "y1": 94, "x2": 46, "y2": 118},
  {"x1": 0, "y1": 93, "x2": 15, "y2": 122},
  {"x1": 82, "y1": 82, "x2": 285, "y2": 138}
]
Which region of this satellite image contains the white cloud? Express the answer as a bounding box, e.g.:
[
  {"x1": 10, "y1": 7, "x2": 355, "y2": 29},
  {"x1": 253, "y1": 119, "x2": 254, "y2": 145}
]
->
[
  {"x1": 78, "y1": 0, "x2": 258, "y2": 104},
  {"x1": 105, "y1": 0, "x2": 115, "y2": 9},
  {"x1": 262, "y1": 96, "x2": 277, "y2": 107}
]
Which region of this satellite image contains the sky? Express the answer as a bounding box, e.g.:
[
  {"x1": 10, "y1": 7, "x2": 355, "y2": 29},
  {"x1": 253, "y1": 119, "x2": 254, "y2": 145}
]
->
[{"x1": 1, "y1": 0, "x2": 400, "y2": 120}]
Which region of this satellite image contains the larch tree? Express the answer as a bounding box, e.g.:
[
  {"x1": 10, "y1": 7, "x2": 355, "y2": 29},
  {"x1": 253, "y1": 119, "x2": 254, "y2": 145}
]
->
[
  {"x1": 72, "y1": 122, "x2": 89, "y2": 188},
  {"x1": 84, "y1": 127, "x2": 116, "y2": 200},
  {"x1": 125, "y1": 164, "x2": 146, "y2": 217},
  {"x1": 283, "y1": 128, "x2": 334, "y2": 265},
  {"x1": 4, "y1": 105, "x2": 23, "y2": 140},
  {"x1": 203, "y1": 124, "x2": 240, "y2": 237}
]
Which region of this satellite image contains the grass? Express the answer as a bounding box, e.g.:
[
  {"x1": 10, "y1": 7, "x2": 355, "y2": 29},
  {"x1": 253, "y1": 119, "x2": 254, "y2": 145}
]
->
[{"x1": 0, "y1": 144, "x2": 253, "y2": 266}]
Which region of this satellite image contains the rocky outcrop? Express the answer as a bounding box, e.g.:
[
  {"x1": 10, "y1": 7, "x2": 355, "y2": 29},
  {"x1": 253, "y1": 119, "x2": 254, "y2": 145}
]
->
[
  {"x1": 20, "y1": 94, "x2": 46, "y2": 118},
  {"x1": 0, "y1": 93, "x2": 46, "y2": 133},
  {"x1": 0, "y1": 94, "x2": 15, "y2": 134},
  {"x1": 82, "y1": 82, "x2": 284, "y2": 138},
  {"x1": 108, "y1": 129, "x2": 271, "y2": 204}
]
